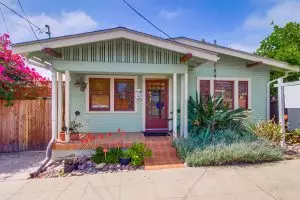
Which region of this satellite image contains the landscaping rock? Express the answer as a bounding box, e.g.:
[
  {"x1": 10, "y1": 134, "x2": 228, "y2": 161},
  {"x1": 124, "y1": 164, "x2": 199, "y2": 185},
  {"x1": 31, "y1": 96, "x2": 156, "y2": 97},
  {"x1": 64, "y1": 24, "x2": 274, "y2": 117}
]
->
[
  {"x1": 71, "y1": 170, "x2": 84, "y2": 176},
  {"x1": 95, "y1": 163, "x2": 106, "y2": 169}
]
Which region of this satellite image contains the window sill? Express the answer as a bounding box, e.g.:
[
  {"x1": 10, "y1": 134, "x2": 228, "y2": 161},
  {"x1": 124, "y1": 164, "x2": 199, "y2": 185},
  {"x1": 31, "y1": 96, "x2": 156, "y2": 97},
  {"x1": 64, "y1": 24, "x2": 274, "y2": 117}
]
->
[{"x1": 85, "y1": 110, "x2": 138, "y2": 114}]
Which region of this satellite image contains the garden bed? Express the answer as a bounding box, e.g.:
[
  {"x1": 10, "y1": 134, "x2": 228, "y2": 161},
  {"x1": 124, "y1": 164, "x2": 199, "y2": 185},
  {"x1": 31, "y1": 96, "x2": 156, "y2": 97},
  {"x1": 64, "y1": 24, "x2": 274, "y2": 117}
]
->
[{"x1": 38, "y1": 156, "x2": 144, "y2": 178}]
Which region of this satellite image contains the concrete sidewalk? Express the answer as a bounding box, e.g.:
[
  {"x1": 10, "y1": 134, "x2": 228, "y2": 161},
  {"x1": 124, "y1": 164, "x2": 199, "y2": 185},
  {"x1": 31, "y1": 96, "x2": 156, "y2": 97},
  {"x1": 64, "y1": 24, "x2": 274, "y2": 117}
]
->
[{"x1": 1, "y1": 159, "x2": 300, "y2": 200}]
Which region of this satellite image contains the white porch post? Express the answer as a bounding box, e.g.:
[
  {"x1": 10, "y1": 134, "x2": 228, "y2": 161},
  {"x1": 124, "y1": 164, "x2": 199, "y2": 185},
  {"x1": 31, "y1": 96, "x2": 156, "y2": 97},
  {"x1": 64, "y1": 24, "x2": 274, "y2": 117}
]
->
[
  {"x1": 57, "y1": 72, "x2": 63, "y2": 133},
  {"x1": 184, "y1": 72, "x2": 188, "y2": 138},
  {"x1": 173, "y1": 73, "x2": 177, "y2": 138},
  {"x1": 278, "y1": 78, "x2": 286, "y2": 146},
  {"x1": 65, "y1": 71, "x2": 70, "y2": 142},
  {"x1": 51, "y1": 70, "x2": 58, "y2": 140},
  {"x1": 180, "y1": 75, "x2": 184, "y2": 137}
]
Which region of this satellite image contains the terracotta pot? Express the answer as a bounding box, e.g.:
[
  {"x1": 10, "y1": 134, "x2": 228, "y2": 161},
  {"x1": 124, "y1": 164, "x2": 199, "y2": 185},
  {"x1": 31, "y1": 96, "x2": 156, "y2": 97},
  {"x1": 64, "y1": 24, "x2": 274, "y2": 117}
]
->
[
  {"x1": 59, "y1": 132, "x2": 65, "y2": 141},
  {"x1": 70, "y1": 134, "x2": 79, "y2": 141}
]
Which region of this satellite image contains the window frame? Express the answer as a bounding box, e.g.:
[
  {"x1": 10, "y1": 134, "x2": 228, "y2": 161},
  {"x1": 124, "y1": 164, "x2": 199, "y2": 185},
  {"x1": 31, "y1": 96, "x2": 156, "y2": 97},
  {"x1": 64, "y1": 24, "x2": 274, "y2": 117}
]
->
[
  {"x1": 86, "y1": 75, "x2": 137, "y2": 113},
  {"x1": 197, "y1": 77, "x2": 251, "y2": 110}
]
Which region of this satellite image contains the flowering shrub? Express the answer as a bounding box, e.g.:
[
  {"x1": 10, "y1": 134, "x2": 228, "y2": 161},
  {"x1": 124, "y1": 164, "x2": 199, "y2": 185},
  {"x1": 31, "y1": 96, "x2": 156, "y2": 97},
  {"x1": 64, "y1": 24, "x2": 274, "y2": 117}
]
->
[{"x1": 0, "y1": 34, "x2": 48, "y2": 106}]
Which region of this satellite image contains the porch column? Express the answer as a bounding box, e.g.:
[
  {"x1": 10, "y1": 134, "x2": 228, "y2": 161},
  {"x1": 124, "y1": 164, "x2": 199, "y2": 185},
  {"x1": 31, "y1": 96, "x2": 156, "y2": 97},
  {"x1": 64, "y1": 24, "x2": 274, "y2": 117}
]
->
[
  {"x1": 173, "y1": 73, "x2": 177, "y2": 138},
  {"x1": 51, "y1": 70, "x2": 58, "y2": 140},
  {"x1": 180, "y1": 75, "x2": 184, "y2": 137},
  {"x1": 184, "y1": 72, "x2": 188, "y2": 138},
  {"x1": 65, "y1": 71, "x2": 70, "y2": 142},
  {"x1": 57, "y1": 72, "x2": 63, "y2": 134}
]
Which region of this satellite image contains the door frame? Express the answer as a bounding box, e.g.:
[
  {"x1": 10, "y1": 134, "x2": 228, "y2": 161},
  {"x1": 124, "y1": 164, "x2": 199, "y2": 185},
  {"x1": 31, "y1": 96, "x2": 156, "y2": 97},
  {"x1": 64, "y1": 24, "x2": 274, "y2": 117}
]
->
[{"x1": 142, "y1": 76, "x2": 172, "y2": 132}]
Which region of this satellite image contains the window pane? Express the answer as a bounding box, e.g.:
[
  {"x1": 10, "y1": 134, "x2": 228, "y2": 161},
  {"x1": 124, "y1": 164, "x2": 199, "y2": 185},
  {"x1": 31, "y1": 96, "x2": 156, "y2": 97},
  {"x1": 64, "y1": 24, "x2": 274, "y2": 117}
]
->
[
  {"x1": 238, "y1": 81, "x2": 248, "y2": 109},
  {"x1": 89, "y1": 78, "x2": 110, "y2": 111},
  {"x1": 199, "y1": 80, "x2": 210, "y2": 103},
  {"x1": 114, "y1": 79, "x2": 134, "y2": 111},
  {"x1": 214, "y1": 80, "x2": 234, "y2": 109}
]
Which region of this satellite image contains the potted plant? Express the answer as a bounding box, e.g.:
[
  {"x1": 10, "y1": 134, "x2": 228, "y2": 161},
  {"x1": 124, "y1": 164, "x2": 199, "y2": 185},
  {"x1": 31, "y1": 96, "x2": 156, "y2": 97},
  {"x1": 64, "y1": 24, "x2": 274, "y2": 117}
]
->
[
  {"x1": 59, "y1": 131, "x2": 66, "y2": 141},
  {"x1": 119, "y1": 150, "x2": 131, "y2": 165},
  {"x1": 69, "y1": 120, "x2": 83, "y2": 141}
]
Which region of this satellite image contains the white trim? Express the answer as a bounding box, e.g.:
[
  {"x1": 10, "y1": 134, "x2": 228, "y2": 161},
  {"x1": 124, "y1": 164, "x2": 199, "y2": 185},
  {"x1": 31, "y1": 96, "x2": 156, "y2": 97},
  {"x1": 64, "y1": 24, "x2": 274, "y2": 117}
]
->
[
  {"x1": 173, "y1": 73, "x2": 177, "y2": 138},
  {"x1": 51, "y1": 71, "x2": 58, "y2": 140},
  {"x1": 85, "y1": 75, "x2": 138, "y2": 113},
  {"x1": 65, "y1": 71, "x2": 70, "y2": 142},
  {"x1": 142, "y1": 75, "x2": 171, "y2": 132},
  {"x1": 183, "y1": 72, "x2": 188, "y2": 138},
  {"x1": 14, "y1": 28, "x2": 219, "y2": 62},
  {"x1": 180, "y1": 75, "x2": 184, "y2": 137},
  {"x1": 57, "y1": 72, "x2": 63, "y2": 132},
  {"x1": 168, "y1": 78, "x2": 173, "y2": 131},
  {"x1": 197, "y1": 76, "x2": 252, "y2": 109},
  {"x1": 174, "y1": 37, "x2": 299, "y2": 72}
]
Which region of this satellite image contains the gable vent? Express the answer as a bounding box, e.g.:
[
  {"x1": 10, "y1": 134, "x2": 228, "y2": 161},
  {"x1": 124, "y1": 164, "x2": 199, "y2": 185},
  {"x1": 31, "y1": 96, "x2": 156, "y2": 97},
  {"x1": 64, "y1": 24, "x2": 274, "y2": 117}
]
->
[{"x1": 56, "y1": 38, "x2": 183, "y2": 64}]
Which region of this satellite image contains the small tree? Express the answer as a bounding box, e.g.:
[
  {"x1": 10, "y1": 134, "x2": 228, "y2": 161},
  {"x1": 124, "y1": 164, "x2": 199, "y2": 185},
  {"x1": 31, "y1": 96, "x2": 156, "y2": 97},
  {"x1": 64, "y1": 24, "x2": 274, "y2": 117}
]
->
[
  {"x1": 256, "y1": 22, "x2": 300, "y2": 96},
  {"x1": 0, "y1": 34, "x2": 48, "y2": 106}
]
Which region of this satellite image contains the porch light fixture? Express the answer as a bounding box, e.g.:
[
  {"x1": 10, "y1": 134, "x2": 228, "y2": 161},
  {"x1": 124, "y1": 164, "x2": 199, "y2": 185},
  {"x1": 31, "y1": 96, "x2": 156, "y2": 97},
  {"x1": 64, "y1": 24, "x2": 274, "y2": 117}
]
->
[{"x1": 74, "y1": 74, "x2": 87, "y2": 92}]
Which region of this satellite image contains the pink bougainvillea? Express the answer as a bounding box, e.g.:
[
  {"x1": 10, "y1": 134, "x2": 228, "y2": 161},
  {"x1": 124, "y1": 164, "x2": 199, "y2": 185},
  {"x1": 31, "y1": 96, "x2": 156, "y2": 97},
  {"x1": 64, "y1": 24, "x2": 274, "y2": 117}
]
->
[{"x1": 0, "y1": 34, "x2": 48, "y2": 106}]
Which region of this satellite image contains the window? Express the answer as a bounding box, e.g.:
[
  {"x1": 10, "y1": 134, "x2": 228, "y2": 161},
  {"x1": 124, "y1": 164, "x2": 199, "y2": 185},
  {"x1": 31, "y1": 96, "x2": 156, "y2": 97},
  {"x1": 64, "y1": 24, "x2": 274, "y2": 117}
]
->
[
  {"x1": 214, "y1": 80, "x2": 234, "y2": 109},
  {"x1": 89, "y1": 78, "x2": 110, "y2": 111},
  {"x1": 238, "y1": 81, "x2": 248, "y2": 109},
  {"x1": 199, "y1": 80, "x2": 210, "y2": 103},
  {"x1": 114, "y1": 79, "x2": 135, "y2": 111},
  {"x1": 198, "y1": 78, "x2": 250, "y2": 110},
  {"x1": 88, "y1": 76, "x2": 136, "y2": 112}
]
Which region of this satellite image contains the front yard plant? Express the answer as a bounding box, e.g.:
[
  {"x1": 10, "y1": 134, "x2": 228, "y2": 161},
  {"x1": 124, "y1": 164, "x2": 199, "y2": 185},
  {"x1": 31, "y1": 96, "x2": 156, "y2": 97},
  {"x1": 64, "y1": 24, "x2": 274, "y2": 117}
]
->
[{"x1": 174, "y1": 94, "x2": 284, "y2": 166}]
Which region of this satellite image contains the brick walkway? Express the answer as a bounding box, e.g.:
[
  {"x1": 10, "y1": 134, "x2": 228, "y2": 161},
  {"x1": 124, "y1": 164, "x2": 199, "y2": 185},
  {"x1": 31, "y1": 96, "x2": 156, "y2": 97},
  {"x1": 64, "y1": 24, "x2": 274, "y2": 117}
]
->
[{"x1": 53, "y1": 132, "x2": 183, "y2": 170}]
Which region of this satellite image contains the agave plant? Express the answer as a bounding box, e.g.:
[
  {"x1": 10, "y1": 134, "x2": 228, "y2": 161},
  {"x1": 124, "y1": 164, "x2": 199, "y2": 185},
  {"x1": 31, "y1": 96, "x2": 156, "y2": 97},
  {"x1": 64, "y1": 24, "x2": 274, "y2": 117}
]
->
[{"x1": 188, "y1": 93, "x2": 248, "y2": 138}]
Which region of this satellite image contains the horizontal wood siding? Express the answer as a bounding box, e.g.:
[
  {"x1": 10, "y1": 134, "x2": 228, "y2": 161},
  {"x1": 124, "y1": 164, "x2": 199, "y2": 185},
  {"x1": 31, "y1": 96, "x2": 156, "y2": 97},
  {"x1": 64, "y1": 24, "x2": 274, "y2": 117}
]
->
[{"x1": 188, "y1": 55, "x2": 270, "y2": 120}]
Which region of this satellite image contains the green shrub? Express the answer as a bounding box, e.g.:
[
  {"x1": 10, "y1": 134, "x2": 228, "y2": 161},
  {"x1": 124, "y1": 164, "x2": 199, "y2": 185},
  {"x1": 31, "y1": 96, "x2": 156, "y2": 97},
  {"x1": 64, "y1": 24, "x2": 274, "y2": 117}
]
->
[
  {"x1": 247, "y1": 119, "x2": 283, "y2": 142},
  {"x1": 91, "y1": 146, "x2": 105, "y2": 164},
  {"x1": 188, "y1": 94, "x2": 248, "y2": 136},
  {"x1": 185, "y1": 141, "x2": 283, "y2": 166},
  {"x1": 174, "y1": 129, "x2": 257, "y2": 159},
  {"x1": 127, "y1": 143, "x2": 152, "y2": 166},
  {"x1": 105, "y1": 148, "x2": 123, "y2": 164},
  {"x1": 91, "y1": 147, "x2": 123, "y2": 164},
  {"x1": 286, "y1": 128, "x2": 300, "y2": 144}
]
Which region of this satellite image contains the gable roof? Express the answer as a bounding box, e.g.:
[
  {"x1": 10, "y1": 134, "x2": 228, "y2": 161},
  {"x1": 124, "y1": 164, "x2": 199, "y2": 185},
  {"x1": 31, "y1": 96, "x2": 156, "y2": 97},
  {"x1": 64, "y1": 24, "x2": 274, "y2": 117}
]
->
[
  {"x1": 13, "y1": 27, "x2": 219, "y2": 63},
  {"x1": 13, "y1": 27, "x2": 299, "y2": 72}
]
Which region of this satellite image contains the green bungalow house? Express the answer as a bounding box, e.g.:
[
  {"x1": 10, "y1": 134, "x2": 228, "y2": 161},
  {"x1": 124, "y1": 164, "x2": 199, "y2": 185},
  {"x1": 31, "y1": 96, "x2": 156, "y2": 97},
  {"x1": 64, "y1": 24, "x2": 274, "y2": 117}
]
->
[{"x1": 13, "y1": 27, "x2": 299, "y2": 143}]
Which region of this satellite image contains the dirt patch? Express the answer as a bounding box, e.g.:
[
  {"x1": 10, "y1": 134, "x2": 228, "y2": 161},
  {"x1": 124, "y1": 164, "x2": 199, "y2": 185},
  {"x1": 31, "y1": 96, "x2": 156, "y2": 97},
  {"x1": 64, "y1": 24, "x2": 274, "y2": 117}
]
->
[{"x1": 0, "y1": 151, "x2": 45, "y2": 181}]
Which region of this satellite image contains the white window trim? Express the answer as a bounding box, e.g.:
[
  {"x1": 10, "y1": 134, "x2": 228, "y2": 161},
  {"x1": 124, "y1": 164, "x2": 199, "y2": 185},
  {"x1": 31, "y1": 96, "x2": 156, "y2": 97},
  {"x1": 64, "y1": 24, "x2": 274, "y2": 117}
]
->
[
  {"x1": 86, "y1": 75, "x2": 138, "y2": 113},
  {"x1": 197, "y1": 77, "x2": 252, "y2": 109}
]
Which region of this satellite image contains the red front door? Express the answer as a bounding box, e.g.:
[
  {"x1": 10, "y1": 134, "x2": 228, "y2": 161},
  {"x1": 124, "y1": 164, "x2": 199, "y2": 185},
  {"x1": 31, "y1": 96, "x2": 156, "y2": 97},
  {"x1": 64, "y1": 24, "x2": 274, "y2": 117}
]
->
[{"x1": 145, "y1": 79, "x2": 169, "y2": 131}]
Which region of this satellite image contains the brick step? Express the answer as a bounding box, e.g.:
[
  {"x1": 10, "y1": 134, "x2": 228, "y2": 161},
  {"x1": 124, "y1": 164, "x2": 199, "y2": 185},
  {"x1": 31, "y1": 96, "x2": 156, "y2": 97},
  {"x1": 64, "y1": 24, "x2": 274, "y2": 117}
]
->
[
  {"x1": 150, "y1": 147, "x2": 178, "y2": 158},
  {"x1": 144, "y1": 158, "x2": 184, "y2": 170}
]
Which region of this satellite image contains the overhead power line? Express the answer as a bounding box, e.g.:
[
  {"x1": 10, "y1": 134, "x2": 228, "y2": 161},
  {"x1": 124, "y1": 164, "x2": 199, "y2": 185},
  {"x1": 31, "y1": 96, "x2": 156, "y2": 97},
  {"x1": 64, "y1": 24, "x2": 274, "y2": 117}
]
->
[
  {"x1": 17, "y1": 0, "x2": 43, "y2": 47},
  {"x1": 121, "y1": 0, "x2": 171, "y2": 38},
  {"x1": 0, "y1": 1, "x2": 45, "y2": 33},
  {"x1": 0, "y1": 5, "x2": 9, "y2": 34}
]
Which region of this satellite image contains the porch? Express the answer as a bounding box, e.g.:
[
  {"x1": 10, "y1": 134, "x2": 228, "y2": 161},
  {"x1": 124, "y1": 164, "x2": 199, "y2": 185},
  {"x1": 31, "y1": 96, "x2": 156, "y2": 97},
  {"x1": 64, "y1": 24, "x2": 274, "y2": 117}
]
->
[{"x1": 52, "y1": 132, "x2": 183, "y2": 170}]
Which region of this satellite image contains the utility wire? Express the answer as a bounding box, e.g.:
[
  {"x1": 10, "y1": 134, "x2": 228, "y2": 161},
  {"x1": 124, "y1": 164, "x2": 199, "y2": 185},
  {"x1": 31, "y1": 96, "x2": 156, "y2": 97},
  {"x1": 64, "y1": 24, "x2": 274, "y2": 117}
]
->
[
  {"x1": 0, "y1": 1, "x2": 45, "y2": 33},
  {"x1": 0, "y1": 5, "x2": 9, "y2": 34},
  {"x1": 17, "y1": 0, "x2": 44, "y2": 49},
  {"x1": 121, "y1": 0, "x2": 171, "y2": 38}
]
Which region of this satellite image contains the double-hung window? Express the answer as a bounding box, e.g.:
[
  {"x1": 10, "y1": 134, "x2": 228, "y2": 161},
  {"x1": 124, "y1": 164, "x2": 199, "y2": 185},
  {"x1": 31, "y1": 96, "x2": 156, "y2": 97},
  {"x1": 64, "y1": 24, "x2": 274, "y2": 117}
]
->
[
  {"x1": 88, "y1": 76, "x2": 136, "y2": 112},
  {"x1": 198, "y1": 78, "x2": 250, "y2": 110}
]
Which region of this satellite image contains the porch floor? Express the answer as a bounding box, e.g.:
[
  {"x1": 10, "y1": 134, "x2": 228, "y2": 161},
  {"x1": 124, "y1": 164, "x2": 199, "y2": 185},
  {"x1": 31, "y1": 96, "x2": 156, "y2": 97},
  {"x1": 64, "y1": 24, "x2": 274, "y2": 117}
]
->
[{"x1": 53, "y1": 132, "x2": 184, "y2": 170}]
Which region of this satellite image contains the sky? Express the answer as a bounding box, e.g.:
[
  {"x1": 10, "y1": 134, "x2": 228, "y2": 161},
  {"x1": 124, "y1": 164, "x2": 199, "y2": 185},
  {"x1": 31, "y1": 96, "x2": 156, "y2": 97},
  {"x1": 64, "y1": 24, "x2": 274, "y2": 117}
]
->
[{"x1": 1, "y1": 0, "x2": 300, "y2": 77}]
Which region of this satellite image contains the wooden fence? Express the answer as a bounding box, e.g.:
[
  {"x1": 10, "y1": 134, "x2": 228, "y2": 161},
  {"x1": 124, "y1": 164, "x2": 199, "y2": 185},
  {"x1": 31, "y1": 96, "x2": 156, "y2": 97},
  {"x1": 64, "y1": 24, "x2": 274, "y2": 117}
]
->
[{"x1": 0, "y1": 100, "x2": 52, "y2": 152}]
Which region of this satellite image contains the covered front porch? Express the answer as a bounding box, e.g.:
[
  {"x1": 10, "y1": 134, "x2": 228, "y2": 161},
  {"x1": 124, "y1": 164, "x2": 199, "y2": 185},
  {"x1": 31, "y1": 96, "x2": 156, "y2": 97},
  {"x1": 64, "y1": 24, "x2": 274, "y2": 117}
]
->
[{"x1": 52, "y1": 68, "x2": 189, "y2": 142}]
